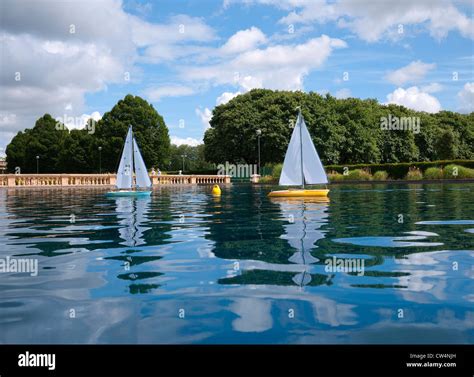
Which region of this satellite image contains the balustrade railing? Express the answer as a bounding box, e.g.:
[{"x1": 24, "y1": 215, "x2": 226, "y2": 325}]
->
[{"x1": 0, "y1": 174, "x2": 231, "y2": 187}]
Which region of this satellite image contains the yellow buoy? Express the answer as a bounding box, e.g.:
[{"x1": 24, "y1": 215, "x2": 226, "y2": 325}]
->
[{"x1": 212, "y1": 184, "x2": 221, "y2": 196}]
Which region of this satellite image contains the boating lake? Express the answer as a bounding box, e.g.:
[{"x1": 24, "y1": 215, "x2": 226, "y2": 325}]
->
[{"x1": 0, "y1": 183, "x2": 473, "y2": 344}]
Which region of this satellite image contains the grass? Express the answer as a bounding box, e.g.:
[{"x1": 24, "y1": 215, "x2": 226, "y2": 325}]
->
[
  {"x1": 326, "y1": 159, "x2": 474, "y2": 180},
  {"x1": 405, "y1": 167, "x2": 423, "y2": 180},
  {"x1": 424, "y1": 167, "x2": 444, "y2": 179},
  {"x1": 262, "y1": 163, "x2": 474, "y2": 184},
  {"x1": 345, "y1": 169, "x2": 372, "y2": 181},
  {"x1": 443, "y1": 164, "x2": 474, "y2": 179},
  {"x1": 328, "y1": 169, "x2": 372, "y2": 182},
  {"x1": 259, "y1": 163, "x2": 282, "y2": 183},
  {"x1": 259, "y1": 175, "x2": 276, "y2": 183},
  {"x1": 328, "y1": 171, "x2": 344, "y2": 181},
  {"x1": 373, "y1": 170, "x2": 388, "y2": 180},
  {"x1": 271, "y1": 164, "x2": 283, "y2": 180}
]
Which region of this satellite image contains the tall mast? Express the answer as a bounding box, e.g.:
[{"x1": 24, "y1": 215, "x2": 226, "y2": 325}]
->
[
  {"x1": 298, "y1": 109, "x2": 304, "y2": 189},
  {"x1": 130, "y1": 125, "x2": 135, "y2": 188}
]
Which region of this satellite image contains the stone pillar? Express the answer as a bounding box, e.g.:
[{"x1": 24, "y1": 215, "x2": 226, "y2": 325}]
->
[
  {"x1": 224, "y1": 175, "x2": 231, "y2": 184},
  {"x1": 250, "y1": 174, "x2": 260, "y2": 184},
  {"x1": 61, "y1": 176, "x2": 69, "y2": 186},
  {"x1": 190, "y1": 176, "x2": 196, "y2": 184},
  {"x1": 7, "y1": 175, "x2": 16, "y2": 187}
]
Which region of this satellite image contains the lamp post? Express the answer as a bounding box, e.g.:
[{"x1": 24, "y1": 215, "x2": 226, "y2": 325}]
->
[
  {"x1": 181, "y1": 154, "x2": 187, "y2": 172},
  {"x1": 36, "y1": 155, "x2": 39, "y2": 174},
  {"x1": 256, "y1": 129, "x2": 262, "y2": 175},
  {"x1": 98, "y1": 146, "x2": 102, "y2": 174}
]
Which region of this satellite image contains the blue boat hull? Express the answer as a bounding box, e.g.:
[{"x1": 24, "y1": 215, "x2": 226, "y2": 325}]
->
[{"x1": 106, "y1": 190, "x2": 152, "y2": 197}]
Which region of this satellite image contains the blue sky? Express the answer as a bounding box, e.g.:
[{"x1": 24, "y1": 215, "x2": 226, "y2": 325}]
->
[{"x1": 1, "y1": 0, "x2": 473, "y2": 151}]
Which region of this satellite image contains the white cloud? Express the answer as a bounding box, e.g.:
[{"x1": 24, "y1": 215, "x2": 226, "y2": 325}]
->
[
  {"x1": 421, "y1": 82, "x2": 443, "y2": 93},
  {"x1": 195, "y1": 107, "x2": 213, "y2": 129},
  {"x1": 385, "y1": 86, "x2": 441, "y2": 113},
  {"x1": 62, "y1": 111, "x2": 102, "y2": 130},
  {"x1": 335, "y1": 88, "x2": 351, "y2": 99},
  {"x1": 239, "y1": 0, "x2": 474, "y2": 42},
  {"x1": 335, "y1": 0, "x2": 474, "y2": 42},
  {"x1": 170, "y1": 136, "x2": 202, "y2": 146},
  {"x1": 216, "y1": 91, "x2": 242, "y2": 105},
  {"x1": 221, "y1": 27, "x2": 267, "y2": 54},
  {"x1": 457, "y1": 82, "x2": 474, "y2": 113},
  {"x1": 182, "y1": 35, "x2": 347, "y2": 91},
  {"x1": 0, "y1": 0, "x2": 216, "y2": 149},
  {"x1": 144, "y1": 85, "x2": 195, "y2": 101},
  {"x1": 131, "y1": 14, "x2": 215, "y2": 47},
  {"x1": 1, "y1": 32, "x2": 117, "y2": 146},
  {"x1": 385, "y1": 61, "x2": 436, "y2": 86},
  {"x1": 133, "y1": 15, "x2": 216, "y2": 63}
]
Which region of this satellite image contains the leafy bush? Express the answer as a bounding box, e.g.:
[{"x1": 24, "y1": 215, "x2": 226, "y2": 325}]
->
[
  {"x1": 257, "y1": 163, "x2": 282, "y2": 183},
  {"x1": 405, "y1": 167, "x2": 423, "y2": 180},
  {"x1": 259, "y1": 175, "x2": 276, "y2": 183},
  {"x1": 443, "y1": 164, "x2": 474, "y2": 179},
  {"x1": 326, "y1": 160, "x2": 474, "y2": 180},
  {"x1": 328, "y1": 171, "x2": 344, "y2": 182},
  {"x1": 261, "y1": 161, "x2": 474, "y2": 183},
  {"x1": 424, "y1": 167, "x2": 444, "y2": 179},
  {"x1": 345, "y1": 169, "x2": 372, "y2": 181},
  {"x1": 373, "y1": 170, "x2": 389, "y2": 180},
  {"x1": 271, "y1": 163, "x2": 283, "y2": 180}
]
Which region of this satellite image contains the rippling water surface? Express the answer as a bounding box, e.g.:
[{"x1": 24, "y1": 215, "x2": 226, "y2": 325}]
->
[{"x1": 0, "y1": 183, "x2": 472, "y2": 344}]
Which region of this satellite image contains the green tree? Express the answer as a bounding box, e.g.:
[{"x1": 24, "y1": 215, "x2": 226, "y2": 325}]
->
[
  {"x1": 434, "y1": 111, "x2": 473, "y2": 160},
  {"x1": 204, "y1": 89, "x2": 472, "y2": 166},
  {"x1": 57, "y1": 128, "x2": 97, "y2": 173},
  {"x1": 435, "y1": 128, "x2": 459, "y2": 160},
  {"x1": 95, "y1": 94, "x2": 170, "y2": 172},
  {"x1": 168, "y1": 144, "x2": 215, "y2": 172},
  {"x1": 6, "y1": 114, "x2": 68, "y2": 173},
  {"x1": 6, "y1": 95, "x2": 171, "y2": 174},
  {"x1": 5, "y1": 131, "x2": 28, "y2": 173},
  {"x1": 377, "y1": 105, "x2": 420, "y2": 163}
]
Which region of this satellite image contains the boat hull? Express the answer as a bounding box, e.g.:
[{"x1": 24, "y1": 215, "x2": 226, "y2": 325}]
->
[
  {"x1": 268, "y1": 189, "x2": 329, "y2": 198},
  {"x1": 106, "y1": 190, "x2": 152, "y2": 197}
]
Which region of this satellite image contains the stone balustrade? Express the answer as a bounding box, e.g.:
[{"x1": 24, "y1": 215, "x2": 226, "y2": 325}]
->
[
  {"x1": 152, "y1": 175, "x2": 230, "y2": 185},
  {"x1": 0, "y1": 174, "x2": 231, "y2": 187}
]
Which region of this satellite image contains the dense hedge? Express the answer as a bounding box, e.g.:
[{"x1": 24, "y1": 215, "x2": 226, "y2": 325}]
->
[{"x1": 326, "y1": 160, "x2": 474, "y2": 180}]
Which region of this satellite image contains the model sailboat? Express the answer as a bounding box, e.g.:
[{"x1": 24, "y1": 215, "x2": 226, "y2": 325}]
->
[
  {"x1": 106, "y1": 125, "x2": 152, "y2": 197},
  {"x1": 268, "y1": 109, "x2": 329, "y2": 198}
]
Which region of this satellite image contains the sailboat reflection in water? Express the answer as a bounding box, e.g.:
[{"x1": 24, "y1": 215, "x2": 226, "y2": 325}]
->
[
  {"x1": 114, "y1": 196, "x2": 151, "y2": 247},
  {"x1": 107, "y1": 125, "x2": 152, "y2": 197},
  {"x1": 273, "y1": 197, "x2": 332, "y2": 287},
  {"x1": 108, "y1": 196, "x2": 163, "y2": 294}
]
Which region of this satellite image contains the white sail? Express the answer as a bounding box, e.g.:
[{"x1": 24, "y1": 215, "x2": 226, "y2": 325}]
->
[
  {"x1": 279, "y1": 115, "x2": 303, "y2": 186},
  {"x1": 279, "y1": 111, "x2": 328, "y2": 186},
  {"x1": 300, "y1": 115, "x2": 328, "y2": 184},
  {"x1": 133, "y1": 136, "x2": 152, "y2": 188},
  {"x1": 116, "y1": 127, "x2": 133, "y2": 189}
]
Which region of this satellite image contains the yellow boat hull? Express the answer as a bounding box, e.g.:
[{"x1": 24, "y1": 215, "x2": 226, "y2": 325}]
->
[{"x1": 268, "y1": 189, "x2": 329, "y2": 198}]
